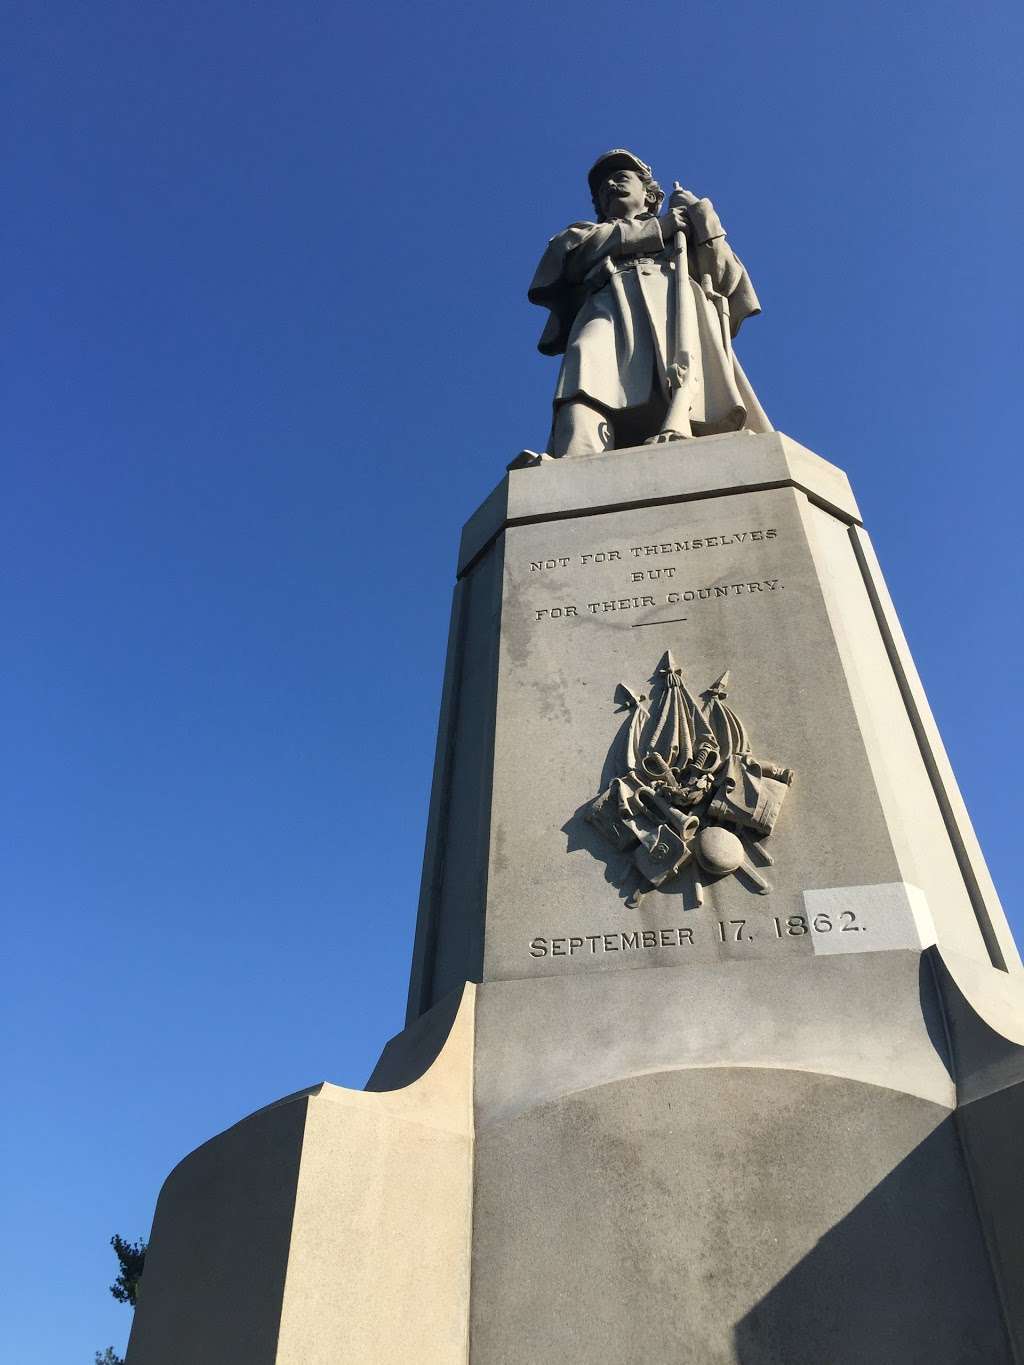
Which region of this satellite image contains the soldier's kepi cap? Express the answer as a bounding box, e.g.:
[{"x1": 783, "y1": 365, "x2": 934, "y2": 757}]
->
[{"x1": 587, "y1": 148, "x2": 653, "y2": 198}]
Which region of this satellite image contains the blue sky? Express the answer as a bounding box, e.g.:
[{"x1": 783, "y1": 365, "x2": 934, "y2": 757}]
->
[{"x1": 3, "y1": 0, "x2": 1023, "y2": 1358}]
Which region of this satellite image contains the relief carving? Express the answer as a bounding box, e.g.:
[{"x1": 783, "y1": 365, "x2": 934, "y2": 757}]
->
[{"x1": 586, "y1": 652, "x2": 793, "y2": 908}]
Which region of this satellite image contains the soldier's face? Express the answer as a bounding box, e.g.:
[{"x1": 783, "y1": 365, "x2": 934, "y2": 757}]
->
[{"x1": 598, "y1": 168, "x2": 647, "y2": 219}]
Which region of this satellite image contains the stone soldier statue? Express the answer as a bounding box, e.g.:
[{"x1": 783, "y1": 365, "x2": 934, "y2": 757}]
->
[{"x1": 528, "y1": 149, "x2": 771, "y2": 458}]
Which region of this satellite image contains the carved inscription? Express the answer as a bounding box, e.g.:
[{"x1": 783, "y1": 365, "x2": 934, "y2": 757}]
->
[
  {"x1": 665, "y1": 580, "x2": 781, "y2": 602},
  {"x1": 531, "y1": 550, "x2": 622, "y2": 571},
  {"x1": 775, "y1": 911, "x2": 863, "y2": 936},
  {"x1": 528, "y1": 527, "x2": 783, "y2": 624},
  {"x1": 529, "y1": 529, "x2": 776, "y2": 572},
  {"x1": 629, "y1": 530, "x2": 777, "y2": 554},
  {"x1": 534, "y1": 583, "x2": 782, "y2": 622},
  {"x1": 530, "y1": 927, "x2": 695, "y2": 957},
  {"x1": 527, "y1": 910, "x2": 864, "y2": 958}
]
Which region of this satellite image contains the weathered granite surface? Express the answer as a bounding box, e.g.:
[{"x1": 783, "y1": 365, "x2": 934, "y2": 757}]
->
[
  {"x1": 127, "y1": 434, "x2": 1021, "y2": 1364},
  {"x1": 129, "y1": 939, "x2": 1024, "y2": 1364},
  {"x1": 127, "y1": 992, "x2": 474, "y2": 1365},
  {"x1": 407, "y1": 432, "x2": 1016, "y2": 1021}
]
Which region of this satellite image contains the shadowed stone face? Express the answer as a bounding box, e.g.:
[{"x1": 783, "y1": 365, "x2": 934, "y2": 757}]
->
[{"x1": 596, "y1": 167, "x2": 647, "y2": 220}]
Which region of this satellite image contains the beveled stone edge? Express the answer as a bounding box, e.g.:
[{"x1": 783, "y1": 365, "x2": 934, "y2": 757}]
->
[
  {"x1": 847, "y1": 525, "x2": 1018, "y2": 974},
  {"x1": 457, "y1": 432, "x2": 862, "y2": 578},
  {"x1": 469, "y1": 946, "x2": 960, "y2": 1131}
]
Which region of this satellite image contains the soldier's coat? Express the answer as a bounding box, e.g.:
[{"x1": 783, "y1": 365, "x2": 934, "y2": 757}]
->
[{"x1": 529, "y1": 199, "x2": 771, "y2": 435}]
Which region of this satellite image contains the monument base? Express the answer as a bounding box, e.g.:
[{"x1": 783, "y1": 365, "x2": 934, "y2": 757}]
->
[
  {"x1": 126, "y1": 988, "x2": 473, "y2": 1364},
  {"x1": 128, "y1": 925, "x2": 1024, "y2": 1363},
  {"x1": 128, "y1": 435, "x2": 1022, "y2": 1362}
]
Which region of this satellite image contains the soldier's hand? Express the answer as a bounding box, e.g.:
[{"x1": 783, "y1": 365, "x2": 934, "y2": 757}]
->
[
  {"x1": 669, "y1": 183, "x2": 701, "y2": 209},
  {"x1": 660, "y1": 205, "x2": 691, "y2": 239}
]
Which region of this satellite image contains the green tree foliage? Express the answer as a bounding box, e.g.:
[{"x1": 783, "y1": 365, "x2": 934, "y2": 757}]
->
[
  {"x1": 109, "y1": 1234, "x2": 147, "y2": 1308},
  {"x1": 95, "y1": 1234, "x2": 146, "y2": 1363}
]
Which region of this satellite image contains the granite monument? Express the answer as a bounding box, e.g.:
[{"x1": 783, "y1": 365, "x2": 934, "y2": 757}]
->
[{"x1": 126, "y1": 150, "x2": 1024, "y2": 1365}]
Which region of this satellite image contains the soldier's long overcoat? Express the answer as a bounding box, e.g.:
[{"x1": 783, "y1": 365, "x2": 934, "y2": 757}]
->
[{"x1": 529, "y1": 199, "x2": 771, "y2": 435}]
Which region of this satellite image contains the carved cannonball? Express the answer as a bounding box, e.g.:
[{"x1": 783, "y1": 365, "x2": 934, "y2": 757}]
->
[{"x1": 695, "y1": 826, "x2": 744, "y2": 876}]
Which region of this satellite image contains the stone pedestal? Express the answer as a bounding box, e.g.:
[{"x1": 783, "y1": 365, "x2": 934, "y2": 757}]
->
[{"x1": 127, "y1": 434, "x2": 1024, "y2": 1364}]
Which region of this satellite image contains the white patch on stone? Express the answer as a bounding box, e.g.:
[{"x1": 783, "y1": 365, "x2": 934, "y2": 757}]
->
[{"x1": 804, "y1": 882, "x2": 935, "y2": 955}]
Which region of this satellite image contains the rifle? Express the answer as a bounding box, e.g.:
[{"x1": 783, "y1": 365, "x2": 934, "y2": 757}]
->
[{"x1": 649, "y1": 181, "x2": 696, "y2": 443}]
